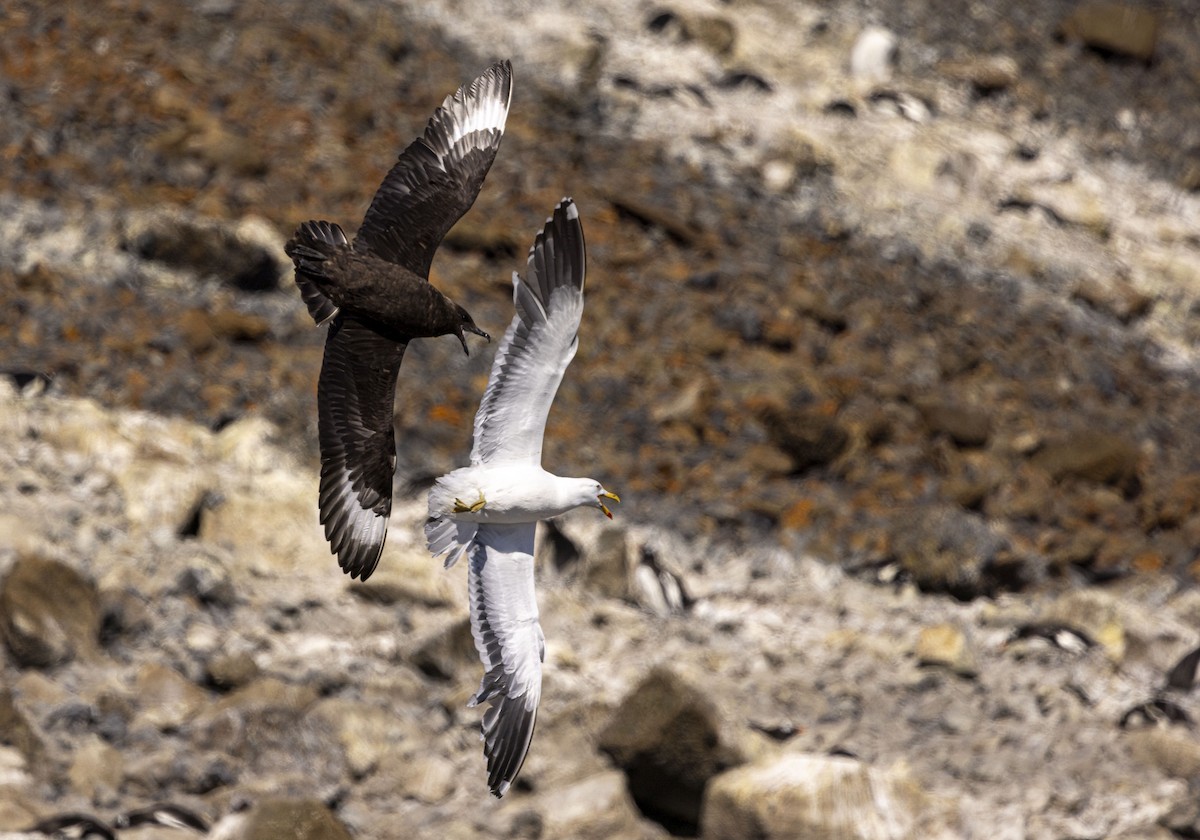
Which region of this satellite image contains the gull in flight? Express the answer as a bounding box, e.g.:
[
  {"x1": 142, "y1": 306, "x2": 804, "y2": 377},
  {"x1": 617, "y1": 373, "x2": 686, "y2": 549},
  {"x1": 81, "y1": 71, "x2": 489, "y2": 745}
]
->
[
  {"x1": 285, "y1": 61, "x2": 512, "y2": 580},
  {"x1": 426, "y1": 198, "x2": 619, "y2": 796}
]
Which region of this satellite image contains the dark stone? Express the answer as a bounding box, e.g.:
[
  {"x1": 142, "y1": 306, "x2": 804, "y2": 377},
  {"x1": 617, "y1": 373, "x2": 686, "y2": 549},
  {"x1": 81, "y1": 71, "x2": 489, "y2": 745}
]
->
[
  {"x1": 598, "y1": 667, "x2": 743, "y2": 835},
  {"x1": 715, "y1": 304, "x2": 763, "y2": 343},
  {"x1": 176, "y1": 555, "x2": 237, "y2": 609},
  {"x1": 238, "y1": 799, "x2": 353, "y2": 840},
  {"x1": 124, "y1": 215, "x2": 283, "y2": 292},
  {"x1": 916, "y1": 398, "x2": 992, "y2": 448},
  {"x1": 1119, "y1": 698, "x2": 1192, "y2": 729},
  {"x1": 1058, "y1": 3, "x2": 1159, "y2": 62},
  {"x1": 758, "y1": 405, "x2": 849, "y2": 473},
  {"x1": 1160, "y1": 795, "x2": 1200, "y2": 837},
  {"x1": 206, "y1": 651, "x2": 261, "y2": 692},
  {"x1": 186, "y1": 756, "x2": 239, "y2": 794},
  {"x1": 1167, "y1": 645, "x2": 1200, "y2": 692},
  {"x1": 715, "y1": 71, "x2": 772, "y2": 92},
  {"x1": 685, "y1": 270, "x2": 719, "y2": 291},
  {"x1": 894, "y1": 506, "x2": 1027, "y2": 599},
  {"x1": 646, "y1": 10, "x2": 678, "y2": 34},
  {"x1": 1031, "y1": 431, "x2": 1140, "y2": 488},
  {"x1": 0, "y1": 689, "x2": 46, "y2": 769},
  {"x1": 411, "y1": 617, "x2": 477, "y2": 681},
  {"x1": 966, "y1": 222, "x2": 991, "y2": 244},
  {"x1": 0, "y1": 555, "x2": 101, "y2": 667},
  {"x1": 824, "y1": 99, "x2": 858, "y2": 117},
  {"x1": 541, "y1": 518, "x2": 582, "y2": 575}
]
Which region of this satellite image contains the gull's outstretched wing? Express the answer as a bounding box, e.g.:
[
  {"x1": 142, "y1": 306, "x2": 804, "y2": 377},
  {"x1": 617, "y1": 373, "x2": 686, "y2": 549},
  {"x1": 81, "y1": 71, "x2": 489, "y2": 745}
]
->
[
  {"x1": 466, "y1": 522, "x2": 544, "y2": 797},
  {"x1": 470, "y1": 198, "x2": 586, "y2": 466},
  {"x1": 316, "y1": 315, "x2": 407, "y2": 580},
  {"x1": 354, "y1": 61, "x2": 512, "y2": 277}
]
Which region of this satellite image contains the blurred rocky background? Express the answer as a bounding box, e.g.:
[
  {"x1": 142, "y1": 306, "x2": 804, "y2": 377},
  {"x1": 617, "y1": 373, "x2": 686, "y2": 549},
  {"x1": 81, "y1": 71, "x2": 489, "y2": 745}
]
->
[{"x1": 3, "y1": 0, "x2": 1200, "y2": 837}]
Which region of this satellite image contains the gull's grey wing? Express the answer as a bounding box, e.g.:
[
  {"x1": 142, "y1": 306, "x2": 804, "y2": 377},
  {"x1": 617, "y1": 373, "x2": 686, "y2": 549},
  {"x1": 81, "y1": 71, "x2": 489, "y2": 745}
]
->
[
  {"x1": 470, "y1": 198, "x2": 585, "y2": 466},
  {"x1": 354, "y1": 61, "x2": 512, "y2": 277},
  {"x1": 316, "y1": 315, "x2": 407, "y2": 580},
  {"x1": 466, "y1": 522, "x2": 544, "y2": 797}
]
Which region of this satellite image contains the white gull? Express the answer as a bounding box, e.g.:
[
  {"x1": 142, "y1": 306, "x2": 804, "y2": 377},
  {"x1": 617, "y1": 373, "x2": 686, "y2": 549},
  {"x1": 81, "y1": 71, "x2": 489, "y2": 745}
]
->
[{"x1": 425, "y1": 198, "x2": 618, "y2": 797}]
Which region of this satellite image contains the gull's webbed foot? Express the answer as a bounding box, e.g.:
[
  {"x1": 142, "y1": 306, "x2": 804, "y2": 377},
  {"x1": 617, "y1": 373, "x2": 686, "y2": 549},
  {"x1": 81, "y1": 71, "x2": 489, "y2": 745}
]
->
[{"x1": 453, "y1": 490, "x2": 487, "y2": 514}]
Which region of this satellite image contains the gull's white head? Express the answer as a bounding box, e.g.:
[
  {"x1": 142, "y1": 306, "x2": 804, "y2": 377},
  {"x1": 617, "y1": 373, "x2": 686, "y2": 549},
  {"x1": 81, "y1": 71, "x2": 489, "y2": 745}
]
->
[{"x1": 565, "y1": 478, "x2": 620, "y2": 519}]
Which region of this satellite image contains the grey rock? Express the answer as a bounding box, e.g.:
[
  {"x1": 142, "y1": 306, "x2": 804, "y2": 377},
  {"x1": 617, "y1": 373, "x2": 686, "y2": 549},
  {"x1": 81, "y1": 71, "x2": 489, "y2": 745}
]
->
[
  {"x1": 205, "y1": 652, "x2": 261, "y2": 692},
  {"x1": 191, "y1": 677, "x2": 323, "y2": 768},
  {"x1": 195, "y1": 467, "x2": 330, "y2": 577},
  {"x1": 391, "y1": 752, "x2": 457, "y2": 805},
  {"x1": 649, "y1": 9, "x2": 737, "y2": 57},
  {"x1": 344, "y1": 545, "x2": 458, "y2": 609},
  {"x1": 894, "y1": 506, "x2": 1019, "y2": 598},
  {"x1": 915, "y1": 623, "x2": 979, "y2": 678},
  {"x1": 66, "y1": 734, "x2": 123, "y2": 803},
  {"x1": 534, "y1": 770, "x2": 662, "y2": 840},
  {"x1": 1072, "y1": 275, "x2": 1154, "y2": 323},
  {"x1": 937, "y1": 55, "x2": 1020, "y2": 94},
  {"x1": 701, "y1": 753, "x2": 944, "y2": 840},
  {"x1": 311, "y1": 698, "x2": 422, "y2": 781},
  {"x1": 134, "y1": 663, "x2": 211, "y2": 731},
  {"x1": 1126, "y1": 728, "x2": 1200, "y2": 780},
  {"x1": 214, "y1": 799, "x2": 352, "y2": 840},
  {"x1": 175, "y1": 549, "x2": 237, "y2": 609},
  {"x1": 581, "y1": 526, "x2": 633, "y2": 601},
  {"x1": 850, "y1": 27, "x2": 897, "y2": 83}
]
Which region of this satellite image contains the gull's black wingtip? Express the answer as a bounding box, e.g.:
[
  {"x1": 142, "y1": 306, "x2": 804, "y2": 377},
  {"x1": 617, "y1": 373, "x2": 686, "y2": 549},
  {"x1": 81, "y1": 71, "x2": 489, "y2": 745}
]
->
[{"x1": 479, "y1": 692, "x2": 539, "y2": 798}]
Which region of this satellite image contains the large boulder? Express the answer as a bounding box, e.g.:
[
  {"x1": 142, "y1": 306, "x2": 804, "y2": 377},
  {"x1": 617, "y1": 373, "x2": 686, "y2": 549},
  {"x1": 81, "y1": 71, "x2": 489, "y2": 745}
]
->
[
  {"x1": 701, "y1": 753, "x2": 941, "y2": 840},
  {"x1": 598, "y1": 667, "x2": 744, "y2": 834},
  {"x1": 533, "y1": 770, "x2": 663, "y2": 840},
  {"x1": 210, "y1": 799, "x2": 354, "y2": 840},
  {"x1": 134, "y1": 663, "x2": 211, "y2": 731},
  {"x1": 0, "y1": 556, "x2": 101, "y2": 667}
]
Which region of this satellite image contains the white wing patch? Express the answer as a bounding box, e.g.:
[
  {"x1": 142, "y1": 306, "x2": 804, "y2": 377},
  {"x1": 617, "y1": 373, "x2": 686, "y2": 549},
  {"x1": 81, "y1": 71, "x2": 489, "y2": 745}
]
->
[{"x1": 425, "y1": 63, "x2": 512, "y2": 169}]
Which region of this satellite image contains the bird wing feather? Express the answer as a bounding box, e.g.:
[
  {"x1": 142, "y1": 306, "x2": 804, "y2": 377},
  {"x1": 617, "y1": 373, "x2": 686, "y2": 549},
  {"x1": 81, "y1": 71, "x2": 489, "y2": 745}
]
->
[
  {"x1": 316, "y1": 315, "x2": 407, "y2": 580},
  {"x1": 470, "y1": 198, "x2": 585, "y2": 466},
  {"x1": 354, "y1": 61, "x2": 512, "y2": 277},
  {"x1": 466, "y1": 522, "x2": 544, "y2": 797}
]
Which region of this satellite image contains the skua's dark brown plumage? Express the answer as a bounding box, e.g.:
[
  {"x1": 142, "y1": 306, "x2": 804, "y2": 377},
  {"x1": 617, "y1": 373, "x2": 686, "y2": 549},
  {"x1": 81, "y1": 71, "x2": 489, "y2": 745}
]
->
[{"x1": 285, "y1": 61, "x2": 512, "y2": 579}]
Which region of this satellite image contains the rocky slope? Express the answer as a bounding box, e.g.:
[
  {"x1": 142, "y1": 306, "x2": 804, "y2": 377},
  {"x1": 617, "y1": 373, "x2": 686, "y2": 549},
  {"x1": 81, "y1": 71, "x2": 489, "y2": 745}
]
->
[
  {"x1": 2, "y1": 385, "x2": 1199, "y2": 839},
  {"x1": 3, "y1": 0, "x2": 1200, "y2": 837}
]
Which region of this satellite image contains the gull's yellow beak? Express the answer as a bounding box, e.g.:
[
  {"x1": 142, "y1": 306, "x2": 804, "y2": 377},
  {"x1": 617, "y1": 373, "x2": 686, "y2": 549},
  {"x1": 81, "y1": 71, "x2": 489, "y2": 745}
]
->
[{"x1": 598, "y1": 490, "x2": 620, "y2": 519}]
